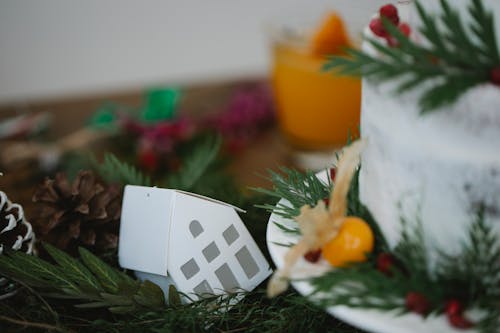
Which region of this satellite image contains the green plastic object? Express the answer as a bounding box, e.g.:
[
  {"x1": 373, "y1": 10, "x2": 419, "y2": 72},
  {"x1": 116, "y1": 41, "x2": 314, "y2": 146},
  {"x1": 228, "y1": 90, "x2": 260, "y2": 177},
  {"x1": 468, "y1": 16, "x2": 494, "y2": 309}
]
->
[
  {"x1": 142, "y1": 88, "x2": 181, "y2": 122},
  {"x1": 88, "y1": 103, "x2": 118, "y2": 131}
]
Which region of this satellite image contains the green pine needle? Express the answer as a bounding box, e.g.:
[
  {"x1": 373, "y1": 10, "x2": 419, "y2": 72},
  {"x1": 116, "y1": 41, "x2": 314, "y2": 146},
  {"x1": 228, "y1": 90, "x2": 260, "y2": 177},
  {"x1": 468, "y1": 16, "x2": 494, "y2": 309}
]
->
[
  {"x1": 0, "y1": 244, "x2": 166, "y2": 313},
  {"x1": 93, "y1": 153, "x2": 152, "y2": 186},
  {"x1": 257, "y1": 164, "x2": 498, "y2": 332},
  {"x1": 253, "y1": 167, "x2": 332, "y2": 221},
  {"x1": 255, "y1": 167, "x2": 389, "y2": 251},
  {"x1": 309, "y1": 209, "x2": 500, "y2": 332},
  {"x1": 435, "y1": 208, "x2": 500, "y2": 305},
  {"x1": 165, "y1": 135, "x2": 221, "y2": 191},
  {"x1": 323, "y1": 0, "x2": 499, "y2": 113}
]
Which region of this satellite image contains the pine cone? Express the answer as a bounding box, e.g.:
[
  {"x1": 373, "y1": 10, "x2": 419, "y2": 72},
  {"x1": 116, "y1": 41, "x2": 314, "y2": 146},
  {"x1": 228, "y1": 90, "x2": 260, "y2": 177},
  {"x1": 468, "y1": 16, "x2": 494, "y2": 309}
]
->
[
  {"x1": 0, "y1": 190, "x2": 35, "y2": 299},
  {"x1": 32, "y1": 170, "x2": 121, "y2": 254}
]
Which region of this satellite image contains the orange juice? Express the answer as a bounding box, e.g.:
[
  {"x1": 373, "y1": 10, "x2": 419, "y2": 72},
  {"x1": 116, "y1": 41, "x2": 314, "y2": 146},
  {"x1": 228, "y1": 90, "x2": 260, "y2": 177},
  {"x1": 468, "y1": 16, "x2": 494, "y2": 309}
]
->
[{"x1": 272, "y1": 42, "x2": 361, "y2": 150}]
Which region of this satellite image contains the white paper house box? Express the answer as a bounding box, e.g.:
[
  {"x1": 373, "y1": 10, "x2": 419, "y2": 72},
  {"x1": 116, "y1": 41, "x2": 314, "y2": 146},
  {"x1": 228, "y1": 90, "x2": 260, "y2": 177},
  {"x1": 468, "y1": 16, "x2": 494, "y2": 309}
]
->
[{"x1": 118, "y1": 185, "x2": 272, "y2": 302}]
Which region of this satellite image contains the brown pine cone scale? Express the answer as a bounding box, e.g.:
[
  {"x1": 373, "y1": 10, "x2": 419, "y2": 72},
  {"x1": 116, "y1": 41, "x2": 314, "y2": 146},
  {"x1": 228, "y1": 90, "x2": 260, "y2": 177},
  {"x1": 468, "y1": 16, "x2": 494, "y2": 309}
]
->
[{"x1": 32, "y1": 170, "x2": 121, "y2": 255}]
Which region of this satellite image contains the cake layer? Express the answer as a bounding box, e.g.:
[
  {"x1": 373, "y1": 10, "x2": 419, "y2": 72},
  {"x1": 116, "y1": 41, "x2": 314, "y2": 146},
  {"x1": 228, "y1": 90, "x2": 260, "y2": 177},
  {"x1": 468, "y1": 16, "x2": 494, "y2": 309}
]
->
[
  {"x1": 359, "y1": 0, "x2": 500, "y2": 264},
  {"x1": 360, "y1": 80, "x2": 500, "y2": 259}
]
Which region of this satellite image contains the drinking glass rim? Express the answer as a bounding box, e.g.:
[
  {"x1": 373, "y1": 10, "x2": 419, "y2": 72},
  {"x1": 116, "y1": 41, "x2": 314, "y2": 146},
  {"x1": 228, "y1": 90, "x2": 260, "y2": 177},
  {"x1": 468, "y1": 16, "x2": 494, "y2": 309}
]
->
[{"x1": 263, "y1": 7, "x2": 370, "y2": 50}]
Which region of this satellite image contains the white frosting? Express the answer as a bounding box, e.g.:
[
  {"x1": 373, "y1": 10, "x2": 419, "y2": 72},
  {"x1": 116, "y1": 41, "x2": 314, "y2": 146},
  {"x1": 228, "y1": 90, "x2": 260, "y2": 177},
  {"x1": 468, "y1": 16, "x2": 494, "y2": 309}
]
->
[{"x1": 359, "y1": 1, "x2": 500, "y2": 266}]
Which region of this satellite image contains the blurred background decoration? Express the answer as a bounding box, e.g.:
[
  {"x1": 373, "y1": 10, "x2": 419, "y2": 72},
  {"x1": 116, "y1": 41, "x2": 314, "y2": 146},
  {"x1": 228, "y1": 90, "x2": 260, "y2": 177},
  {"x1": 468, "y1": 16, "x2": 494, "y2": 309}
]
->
[
  {"x1": 0, "y1": 1, "x2": 394, "y2": 331},
  {"x1": 0, "y1": 0, "x2": 385, "y2": 104},
  {"x1": 0, "y1": 0, "x2": 388, "y2": 205}
]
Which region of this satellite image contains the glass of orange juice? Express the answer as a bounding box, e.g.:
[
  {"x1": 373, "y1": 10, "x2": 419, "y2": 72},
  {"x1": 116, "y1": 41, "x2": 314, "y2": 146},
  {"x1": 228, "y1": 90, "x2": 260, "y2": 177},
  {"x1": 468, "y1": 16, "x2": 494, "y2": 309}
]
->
[{"x1": 268, "y1": 6, "x2": 371, "y2": 169}]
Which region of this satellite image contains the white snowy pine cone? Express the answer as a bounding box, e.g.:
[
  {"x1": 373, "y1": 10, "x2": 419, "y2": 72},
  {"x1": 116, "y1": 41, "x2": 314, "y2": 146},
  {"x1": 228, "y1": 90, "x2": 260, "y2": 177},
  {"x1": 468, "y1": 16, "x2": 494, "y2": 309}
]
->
[{"x1": 0, "y1": 190, "x2": 35, "y2": 299}]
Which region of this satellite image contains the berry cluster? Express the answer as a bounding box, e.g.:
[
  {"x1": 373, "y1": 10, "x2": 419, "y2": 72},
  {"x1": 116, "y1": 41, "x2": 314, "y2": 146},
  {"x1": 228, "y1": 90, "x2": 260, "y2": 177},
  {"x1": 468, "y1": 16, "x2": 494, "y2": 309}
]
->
[
  {"x1": 376, "y1": 252, "x2": 474, "y2": 329},
  {"x1": 369, "y1": 4, "x2": 411, "y2": 47}
]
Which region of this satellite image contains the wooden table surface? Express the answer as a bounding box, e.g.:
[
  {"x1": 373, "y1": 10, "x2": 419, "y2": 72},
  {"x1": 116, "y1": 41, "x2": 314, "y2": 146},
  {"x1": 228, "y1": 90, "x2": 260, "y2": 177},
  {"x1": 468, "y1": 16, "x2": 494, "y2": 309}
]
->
[{"x1": 0, "y1": 79, "x2": 294, "y2": 207}]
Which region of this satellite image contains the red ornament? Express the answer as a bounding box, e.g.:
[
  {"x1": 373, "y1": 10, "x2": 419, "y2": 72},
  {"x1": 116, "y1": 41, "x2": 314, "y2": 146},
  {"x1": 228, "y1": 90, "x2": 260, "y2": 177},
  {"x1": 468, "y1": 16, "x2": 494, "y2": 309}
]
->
[
  {"x1": 323, "y1": 197, "x2": 330, "y2": 207},
  {"x1": 369, "y1": 18, "x2": 388, "y2": 38},
  {"x1": 380, "y1": 4, "x2": 400, "y2": 25},
  {"x1": 490, "y1": 66, "x2": 500, "y2": 86},
  {"x1": 376, "y1": 252, "x2": 397, "y2": 276},
  {"x1": 405, "y1": 292, "x2": 431, "y2": 316},
  {"x1": 304, "y1": 249, "x2": 322, "y2": 263}
]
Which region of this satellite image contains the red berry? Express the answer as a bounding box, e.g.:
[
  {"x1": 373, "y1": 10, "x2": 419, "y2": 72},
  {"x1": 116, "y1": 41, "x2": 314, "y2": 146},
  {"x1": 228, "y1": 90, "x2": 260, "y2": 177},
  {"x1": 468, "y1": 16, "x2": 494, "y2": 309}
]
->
[
  {"x1": 369, "y1": 18, "x2": 388, "y2": 38},
  {"x1": 304, "y1": 249, "x2": 322, "y2": 263},
  {"x1": 376, "y1": 253, "x2": 396, "y2": 276},
  {"x1": 322, "y1": 197, "x2": 330, "y2": 206},
  {"x1": 380, "y1": 4, "x2": 399, "y2": 25},
  {"x1": 138, "y1": 149, "x2": 158, "y2": 172},
  {"x1": 399, "y1": 22, "x2": 412, "y2": 37},
  {"x1": 329, "y1": 168, "x2": 336, "y2": 182},
  {"x1": 448, "y1": 314, "x2": 474, "y2": 329},
  {"x1": 385, "y1": 23, "x2": 412, "y2": 48},
  {"x1": 405, "y1": 292, "x2": 430, "y2": 316},
  {"x1": 490, "y1": 66, "x2": 500, "y2": 85},
  {"x1": 445, "y1": 299, "x2": 474, "y2": 329},
  {"x1": 445, "y1": 299, "x2": 464, "y2": 317}
]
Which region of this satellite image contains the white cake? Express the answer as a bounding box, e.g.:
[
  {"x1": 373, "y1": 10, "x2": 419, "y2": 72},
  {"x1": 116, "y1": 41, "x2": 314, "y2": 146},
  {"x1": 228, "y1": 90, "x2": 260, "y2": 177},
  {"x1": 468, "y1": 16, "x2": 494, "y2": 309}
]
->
[{"x1": 359, "y1": 0, "x2": 500, "y2": 263}]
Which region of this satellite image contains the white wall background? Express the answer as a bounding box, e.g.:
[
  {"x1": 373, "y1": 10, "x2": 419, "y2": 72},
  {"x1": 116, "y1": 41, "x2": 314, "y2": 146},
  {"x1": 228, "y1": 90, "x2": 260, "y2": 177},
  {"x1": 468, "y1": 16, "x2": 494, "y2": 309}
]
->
[{"x1": 0, "y1": 0, "x2": 387, "y2": 104}]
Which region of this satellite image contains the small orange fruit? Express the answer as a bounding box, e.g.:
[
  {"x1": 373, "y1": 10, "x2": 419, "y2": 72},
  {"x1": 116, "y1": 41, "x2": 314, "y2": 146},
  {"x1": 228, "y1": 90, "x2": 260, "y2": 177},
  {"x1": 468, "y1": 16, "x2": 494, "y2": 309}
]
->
[
  {"x1": 322, "y1": 217, "x2": 374, "y2": 267},
  {"x1": 310, "y1": 12, "x2": 351, "y2": 57}
]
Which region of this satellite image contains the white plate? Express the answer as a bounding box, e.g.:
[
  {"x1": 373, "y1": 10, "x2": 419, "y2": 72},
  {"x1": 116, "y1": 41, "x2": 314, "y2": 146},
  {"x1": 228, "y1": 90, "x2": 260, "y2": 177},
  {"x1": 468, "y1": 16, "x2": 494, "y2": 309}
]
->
[{"x1": 265, "y1": 172, "x2": 476, "y2": 333}]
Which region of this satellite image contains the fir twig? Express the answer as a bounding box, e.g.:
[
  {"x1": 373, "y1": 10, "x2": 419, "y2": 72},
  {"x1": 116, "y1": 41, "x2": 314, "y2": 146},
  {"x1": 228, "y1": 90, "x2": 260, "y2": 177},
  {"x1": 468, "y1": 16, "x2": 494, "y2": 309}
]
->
[
  {"x1": 0, "y1": 243, "x2": 167, "y2": 314},
  {"x1": 435, "y1": 208, "x2": 500, "y2": 306},
  {"x1": 310, "y1": 262, "x2": 408, "y2": 311},
  {"x1": 309, "y1": 208, "x2": 500, "y2": 331},
  {"x1": 165, "y1": 136, "x2": 221, "y2": 191},
  {"x1": 253, "y1": 167, "x2": 332, "y2": 221},
  {"x1": 347, "y1": 169, "x2": 389, "y2": 252},
  {"x1": 255, "y1": 167, "x2": 389, "y2": 250},
  {"x1": 323, "y1": 0, "x2": 499, "y2": 113},
  {"x1": 93, "y1": 153, "x2": 152, "y2": 186}
]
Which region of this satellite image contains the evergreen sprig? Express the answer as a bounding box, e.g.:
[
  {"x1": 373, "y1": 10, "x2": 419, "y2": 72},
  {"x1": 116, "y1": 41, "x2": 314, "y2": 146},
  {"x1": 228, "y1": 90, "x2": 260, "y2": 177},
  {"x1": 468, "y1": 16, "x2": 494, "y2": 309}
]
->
[
  {"x1": 310, "y1": 262, "x2": 409, "y2": 312},
  {"x1": 308, "y1": 210, "x2": 500, "y2": 332},
  {"x1": 258, "y1": 165, "x2": 499, "y2": 332},
  {"x1": 93, "y1": 153, "x2": 152, "y2": 186},
  {"x1": 0, "y1": 243, "x2": 167, "y2": 314},
  {"x1": 324, "y1": 0, "x2": 500, "y2": 113},
  {"x1": 435, "y1": 208, "x2": 500, "y2": 306},
  {"x1": 91, "y1": 137, "x2": 241, "y2": 205},
  {"x1": 165, "y1": 135, "x2": 221, "y2": 191},
  {"x1": 253, "y1": 167, "x2": 332, "y2": 234},
  {"x1": 8, "y1": 290, "x2": 356, "y2": 333},
  {"x1": 255, "y1": 167, "x2": 389, "y2": 251}
]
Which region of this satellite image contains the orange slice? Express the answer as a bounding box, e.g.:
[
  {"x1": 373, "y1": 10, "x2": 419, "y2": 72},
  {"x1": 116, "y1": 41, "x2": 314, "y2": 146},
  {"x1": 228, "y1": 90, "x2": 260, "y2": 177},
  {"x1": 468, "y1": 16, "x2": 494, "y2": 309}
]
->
[{"x1": 310, "y1": 12, "x2": 351, "y2": 56}]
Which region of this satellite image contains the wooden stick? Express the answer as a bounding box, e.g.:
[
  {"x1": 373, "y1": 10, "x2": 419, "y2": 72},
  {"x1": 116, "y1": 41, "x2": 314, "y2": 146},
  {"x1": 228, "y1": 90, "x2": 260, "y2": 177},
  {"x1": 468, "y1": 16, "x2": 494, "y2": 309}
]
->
[{"x1": 0, "y1": 128, "x2": 111, "y2": 168}]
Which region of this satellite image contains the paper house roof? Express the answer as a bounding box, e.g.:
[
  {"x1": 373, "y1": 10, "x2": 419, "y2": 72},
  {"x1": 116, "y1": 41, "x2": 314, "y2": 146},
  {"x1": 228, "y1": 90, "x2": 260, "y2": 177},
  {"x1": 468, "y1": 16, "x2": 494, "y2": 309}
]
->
[{"x1": 118, "y1": 185, "x2": 271, "y2": 300}]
